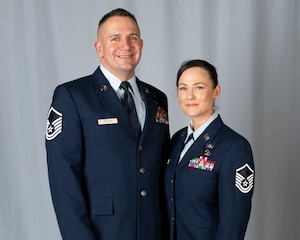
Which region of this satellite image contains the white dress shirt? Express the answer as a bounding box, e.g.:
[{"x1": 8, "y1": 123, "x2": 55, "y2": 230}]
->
[
  {"x1": 179, "y1": 111, "x2": 218, "y2": 162},
  {"x1": 100, "y1": 65, "x2": 146, "y2": 129}
]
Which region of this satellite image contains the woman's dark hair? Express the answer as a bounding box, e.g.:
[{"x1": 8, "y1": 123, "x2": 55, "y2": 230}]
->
[{"x1": 176, "y1": 59, "x2": 218, "y2": 88}]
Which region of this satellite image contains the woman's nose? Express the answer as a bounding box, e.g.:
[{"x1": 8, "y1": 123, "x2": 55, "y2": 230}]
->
[{"x1": 186, "y1": 90, "x2": 195, "y2": 100}]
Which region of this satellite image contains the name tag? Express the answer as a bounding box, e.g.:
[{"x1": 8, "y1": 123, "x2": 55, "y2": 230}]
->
[{"x1": 98, "y1": 118, "x2": 118, "y2": 125}]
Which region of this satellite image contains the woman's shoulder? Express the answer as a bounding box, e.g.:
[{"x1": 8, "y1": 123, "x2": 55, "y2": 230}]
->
[{"x1": 171, "y1": 127, "x2": 187, "y2": 141}]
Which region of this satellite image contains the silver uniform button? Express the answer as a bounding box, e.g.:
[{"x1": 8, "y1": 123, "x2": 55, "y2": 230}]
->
[
  {"x1": 139, "y1": 168, "x2": 146, "y2": 174},
  {"x1": 140, "y1": 190, "x2": 148, "y2": 197}
]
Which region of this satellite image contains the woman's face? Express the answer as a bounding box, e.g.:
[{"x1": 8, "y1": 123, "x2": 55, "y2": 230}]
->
[{"x1": 177, "y1": 67, "x2": 220, "y2": 128}]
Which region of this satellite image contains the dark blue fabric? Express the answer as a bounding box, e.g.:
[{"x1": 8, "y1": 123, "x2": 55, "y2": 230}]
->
[
  {"x1": 163, "y1": 115, "x2": 254, "y2": 240},
  {"x1": 46, "y1": 67, "x2": 170, "y2": 240}
]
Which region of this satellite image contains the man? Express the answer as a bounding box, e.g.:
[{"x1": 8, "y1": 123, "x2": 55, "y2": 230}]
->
[{"x1": 45, "y1": 8, "x2": 170, "y2": 240}]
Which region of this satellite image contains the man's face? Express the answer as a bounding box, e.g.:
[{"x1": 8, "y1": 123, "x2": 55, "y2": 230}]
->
[{"x1": 95, "y1": 16, "x2": 143, "y2": 80}]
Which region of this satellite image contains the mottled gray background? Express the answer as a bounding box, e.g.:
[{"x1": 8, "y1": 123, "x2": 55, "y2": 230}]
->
[{"x1": 1, "y1": 0, "x2": 299, "y2": 239}]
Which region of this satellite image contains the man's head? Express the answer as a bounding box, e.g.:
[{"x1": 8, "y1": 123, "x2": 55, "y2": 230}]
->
[{"x1": 95, "y1": 8, "x2": 143, "y2": 81}]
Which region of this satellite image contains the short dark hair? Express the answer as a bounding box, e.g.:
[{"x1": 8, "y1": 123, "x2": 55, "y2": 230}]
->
[
  {"x1": 98, "y1": 8, "x2": 138, "y2": 28},
  {"x1": 176, "y1": 59, "x2": 218, "y2": 88}
]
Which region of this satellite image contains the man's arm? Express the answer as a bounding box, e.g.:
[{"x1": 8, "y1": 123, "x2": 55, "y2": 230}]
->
[{"x1": 46, "y1": 85, "x2": 96, "y2": 240}]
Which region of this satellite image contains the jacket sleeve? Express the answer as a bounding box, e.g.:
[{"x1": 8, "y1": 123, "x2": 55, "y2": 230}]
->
[
  {"x1": 217, "y1": 138, "x2": 255, "y2": 239},
  {"x1": 45, "y1": 85, "x2": 97, "y2": 240}
]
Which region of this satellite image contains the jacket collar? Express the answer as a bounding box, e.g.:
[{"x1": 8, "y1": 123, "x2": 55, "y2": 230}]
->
[
  {"x1": 175, "y1": 115, "x2": 224, "y2": 170},
  {"x1": 92, "y1": 67, "x2": 161, "y2": 142}
]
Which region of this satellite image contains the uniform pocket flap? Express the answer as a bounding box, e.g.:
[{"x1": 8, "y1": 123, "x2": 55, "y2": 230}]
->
[{"x1": 90, "y1": 196, "x2": 113, "y2": 216}]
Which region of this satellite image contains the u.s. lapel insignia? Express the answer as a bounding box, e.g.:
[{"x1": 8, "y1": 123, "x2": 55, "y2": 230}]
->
[
  {"x1": 100, "y1": 85, "x2": 107, "y2": 91},
  {"x1": 203, "y1": 133, "x2": 210, "y2": 141},
  {"x1": 235, "y1": 163, "x2": 254, "y2": 193},
  {"x1": 46, "y1": 107, "x2": 62, "y2": 140}
]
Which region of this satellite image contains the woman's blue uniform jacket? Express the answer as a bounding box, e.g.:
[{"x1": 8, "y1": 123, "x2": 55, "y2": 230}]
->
[{"x1": 163, "y1": 115, "x2": 254, "y2": 240}]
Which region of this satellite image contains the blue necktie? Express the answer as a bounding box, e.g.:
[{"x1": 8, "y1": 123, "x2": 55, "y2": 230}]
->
[
  {"x1": 178, "y1": 133, "x2": 194, "y2": 163},
  {"x1": 120, "y1": 81, "x2": 141, "y2": 138},
  {"x1": 185, "y1": 133, "x2": 194, "y2": 145}
]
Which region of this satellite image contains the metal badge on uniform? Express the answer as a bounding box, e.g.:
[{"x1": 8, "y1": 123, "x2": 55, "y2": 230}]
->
[
  {"x1": 144, "y1": 87, "x2": 150, "y2": 93},
  {"x1": 98, "y1": 118, "x2": 118, "y2": 125},
  {"x1": 204, "y1": 149, "x2": 211, "y2": 156},
  {"x1": 204, "y1": 143, "x2": 214, "y2": 156},
  {"x1": 206, "y1": 143, "x2": 214, "y2": 149},
  {"x1": 188, "y1": 156, "x2": 216, "y2": 171},
  {"x1": 235, "y1": 163, "x2": 254, "y2": 193},
  {"x1": 46, "y1": 106, "x2": 62, "y2": 140},
  {"x1": 100, "y1": 85, "x2": 107, "y2": 91},
  {"x1": 203, "y1": 133, "x2": 210, "y2": 141}
]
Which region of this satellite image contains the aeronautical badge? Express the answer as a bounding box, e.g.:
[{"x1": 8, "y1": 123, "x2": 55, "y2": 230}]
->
[
  {"x1": 45, "y1": 107, "x2": 62, "y2": 140},
  {"x1": 235, "y1": 163, "x2": 254, "y2": 193},
  {"x1": 155, "y1": 106, "x2": 169, "y2": 124}
]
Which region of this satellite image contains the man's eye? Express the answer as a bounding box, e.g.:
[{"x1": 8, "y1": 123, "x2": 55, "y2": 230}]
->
[
  {"x1": 130, "y1": 36, "x2": 138, "y2": 41},
  {"x1": 178, "y1": 87, "x2": 187, "y2": 91}
]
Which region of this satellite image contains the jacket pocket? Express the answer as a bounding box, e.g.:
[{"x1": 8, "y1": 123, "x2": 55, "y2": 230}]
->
[
  {"x1": 90, "y1": 196, "x2": 113, "y2": 215},
  {"x1": 196, "y1": 227, "x2": 217, "y2": 240}
]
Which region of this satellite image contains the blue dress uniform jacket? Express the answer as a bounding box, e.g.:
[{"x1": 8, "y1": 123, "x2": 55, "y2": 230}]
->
[
  {"x1": 164, "y1": 115, "x2": 254, "y2": 240},
  {"x1": 45, "y1": 67, "x2": 170, "y2": 240}
]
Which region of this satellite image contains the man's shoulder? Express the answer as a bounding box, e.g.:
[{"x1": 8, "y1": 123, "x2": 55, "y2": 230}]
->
[
  {"x1": 62, "y1": 75, "x2": 93, "y2": 87},
  {"x1": 57, "y1": 67, "x2": 101, "y2": 89},
  {"x1": 139, "y1": 81, "x2": 167, "y2": 98},
  {"x1": 56, "y1": 67, "x2": 103, "y2": 92},
  {"x1": 51, "y1": 74, "x2": 95, "y2": 100}
]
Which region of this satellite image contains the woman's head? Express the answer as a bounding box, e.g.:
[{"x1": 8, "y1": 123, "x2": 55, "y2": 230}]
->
[
  {"x1": 176, "y1": 59, "x2": 220, "y2": 129},
  {"x1": 177, "y1": 59, "x2": 218, "y2": 88}
]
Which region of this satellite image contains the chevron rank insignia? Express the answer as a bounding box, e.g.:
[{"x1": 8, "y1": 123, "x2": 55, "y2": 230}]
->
[
  {"x1": 46, "y1": 107, "x2": 62, "y2": 140},
  {"x1": 235, "y1": 163, "x2": 254, "y2": 193}
]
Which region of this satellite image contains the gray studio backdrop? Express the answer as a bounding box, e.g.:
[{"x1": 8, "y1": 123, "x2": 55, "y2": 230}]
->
[{"x1": 1, "y1": 0, "x2": 299, "y2": 239}]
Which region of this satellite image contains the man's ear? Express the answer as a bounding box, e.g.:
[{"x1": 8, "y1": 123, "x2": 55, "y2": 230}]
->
[{"x1": 94, "y1": 41, "x2": 103, "y2": 58}]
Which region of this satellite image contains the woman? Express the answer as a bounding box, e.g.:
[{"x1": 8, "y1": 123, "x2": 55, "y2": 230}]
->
[{"x1": 164, "y1": 59, "x2": 254, "y2": 240}]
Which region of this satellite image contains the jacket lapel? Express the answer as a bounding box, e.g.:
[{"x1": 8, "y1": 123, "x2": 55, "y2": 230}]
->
[
  {"x1": 169, "y1": 130, "x2": 187, "y2": 171},
  {"x1": 137, "y1": 80, "x2": 158, "y2": 141},
  {"x1": 176, "y1": 115, "x2": 224, "y2": 172},
  {"x1": 92, "y1": 68, "x2": 137, "y2": 138},
  {"x1": 176, "y1": 136, "x2": 206, "y2": 170}
]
